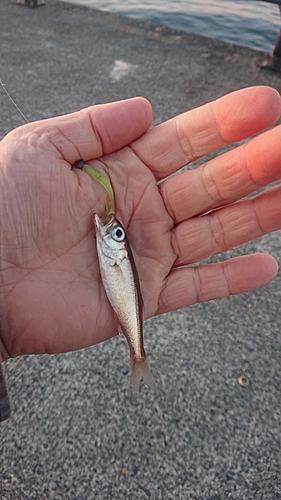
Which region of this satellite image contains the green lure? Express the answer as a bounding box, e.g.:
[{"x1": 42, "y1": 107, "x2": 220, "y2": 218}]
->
[{"x1": 74, "y1": 160, "x2": 114, "y2": 219}]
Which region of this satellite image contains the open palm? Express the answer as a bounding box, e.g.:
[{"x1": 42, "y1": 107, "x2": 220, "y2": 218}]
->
[{"x1": 1, "y1": 86, "x2": 281, "y2": 360}]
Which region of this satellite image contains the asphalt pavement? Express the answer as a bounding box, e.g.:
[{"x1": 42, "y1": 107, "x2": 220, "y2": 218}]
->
[{"x1": 1, "y1": 0, "x2": 281, "y2": 498}]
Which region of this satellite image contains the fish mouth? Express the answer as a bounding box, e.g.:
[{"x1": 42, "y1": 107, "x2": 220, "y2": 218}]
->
[{"x1": 94, "y1": 213, "x2": 114, "y2": 232}]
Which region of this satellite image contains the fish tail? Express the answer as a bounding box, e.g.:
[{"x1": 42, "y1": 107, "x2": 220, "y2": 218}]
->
[{"x1": 130, "y1": 356, "x2": 155, "y2": 393}]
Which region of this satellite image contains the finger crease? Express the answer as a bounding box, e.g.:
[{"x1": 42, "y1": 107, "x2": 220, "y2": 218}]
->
[
  {"x1": 158, "y1": 182, "x2": 177, "y2": 222},
  {"x1": 201, "y1": 163, "x2": 222, "y2": 204},
  {"x1": 209, "y1": 211, "x2": 228, "y2": 254},
  {"x1": 221, "y1": 261, "x2": 232, "y2": 297},
  {"x1": 251, "y1": 197, "x2": 266, "y2": 236},
  {"x1": 191, "y1": 267, "x2": 201, "y2": 304},
  {"x1": 243, "y1": 143, "x2": 265, "y2": 189},
  {"x1": 175, "y1": 116, "x2": 196, "y2": 163},
  {"x1": 88, "y1": 114, "x2": 104, "y2": 157}
]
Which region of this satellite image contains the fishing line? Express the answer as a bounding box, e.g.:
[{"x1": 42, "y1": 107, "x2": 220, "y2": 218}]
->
[
  {"x1": 0, "y1": 79, "x2": 29, "y2": 124},
  {"x1": 0, "y1": 79, "x2": 114, "y2": 215}
]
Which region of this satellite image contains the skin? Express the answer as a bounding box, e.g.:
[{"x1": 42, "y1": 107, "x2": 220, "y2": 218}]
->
[{"x1": 0, "y1": 86, "x2": 281, "y2": 360}]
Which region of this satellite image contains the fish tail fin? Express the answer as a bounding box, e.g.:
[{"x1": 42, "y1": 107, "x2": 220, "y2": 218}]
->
[{"x1": 131, "y1": 356, "x2": 155, "y2": 393}]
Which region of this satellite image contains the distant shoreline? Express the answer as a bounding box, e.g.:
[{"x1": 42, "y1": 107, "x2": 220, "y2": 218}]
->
[{"x1": 56, "y1": 0, "x2": 280, "y2": 52}]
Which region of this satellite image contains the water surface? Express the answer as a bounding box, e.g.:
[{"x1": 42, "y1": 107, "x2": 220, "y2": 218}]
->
[{"x1": 58, "y1": 0, "x2": 280, "y2": 51}]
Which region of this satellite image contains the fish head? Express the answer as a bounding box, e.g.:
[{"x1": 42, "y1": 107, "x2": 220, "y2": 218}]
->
[{"x1": 94, "y1": 213, "x2": 127, "y2": 253}]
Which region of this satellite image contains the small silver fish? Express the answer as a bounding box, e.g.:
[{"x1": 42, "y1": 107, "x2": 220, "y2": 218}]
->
[{"x1": 94, "y1": 213, "x2": 154, "y2": 393}]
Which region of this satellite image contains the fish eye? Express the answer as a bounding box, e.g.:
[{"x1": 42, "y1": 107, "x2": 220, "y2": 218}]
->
[{"x1": 111, "y1": 226, "x2": 125, "y2": 242}]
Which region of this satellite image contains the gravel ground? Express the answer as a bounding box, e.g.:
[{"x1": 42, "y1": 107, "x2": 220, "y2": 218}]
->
[{"x1": 1, "y1": 0, "x2": 281, "y2": 498}]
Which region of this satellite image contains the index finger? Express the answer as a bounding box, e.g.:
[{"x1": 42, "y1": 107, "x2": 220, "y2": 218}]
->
[
  {"x1": 131, "y1": 86, "x2": 281, "y2": 180},
  {"x1": 3, "y1": 97, "x2": 153, "y2": 165}
]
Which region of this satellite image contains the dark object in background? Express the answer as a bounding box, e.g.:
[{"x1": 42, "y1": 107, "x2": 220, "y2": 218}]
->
[
  {"x1": 16, "y1": 0, "x2": 45, "y2": 7},
  {"x1": 0, "y1": 363, "x2": 11, "y2": 423},
  {"x1": 259, "y1": 0, "x2": 281, "y2": 70},
  {"x1": 263, "y1": 29, "x2": 281, "y2": 71}
]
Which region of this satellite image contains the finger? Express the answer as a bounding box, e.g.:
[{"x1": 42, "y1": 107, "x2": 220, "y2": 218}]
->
[
  {"x1": 173, "y1": 184, "x2": 281, "y2": 266},
  {"x1": 156, "y1": 254, "x2": 278, "y2": 315},
  {"x1": 160, "y1": 123, "x2": 281, "y2": 223},
  {"x1": 131, "y1": 86, "x2": 281, "y2": 180},
  {"x1": 12, "y1": 97, "x2": 153, "y2": 164}
]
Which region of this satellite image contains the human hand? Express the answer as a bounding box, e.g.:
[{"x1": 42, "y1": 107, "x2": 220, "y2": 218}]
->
[{"x1": 0, "y1": 86, "x2": 280, "y2": 360}]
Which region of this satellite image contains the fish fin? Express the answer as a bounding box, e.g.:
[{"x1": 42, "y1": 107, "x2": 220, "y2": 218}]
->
[{"x1": 131, "y1": 357, "x2": 155, "y2": 393}]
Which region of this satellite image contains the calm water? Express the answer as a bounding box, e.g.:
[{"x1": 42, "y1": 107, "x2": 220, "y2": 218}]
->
[{"x1": 59, "y1": 0, "x2": 280, "y2": 52}]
